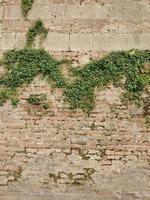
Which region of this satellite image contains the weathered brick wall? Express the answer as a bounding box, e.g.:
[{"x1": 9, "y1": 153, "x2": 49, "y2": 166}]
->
[{"x1": 0, "y1": 0, "x2": 150, "y2": 200}]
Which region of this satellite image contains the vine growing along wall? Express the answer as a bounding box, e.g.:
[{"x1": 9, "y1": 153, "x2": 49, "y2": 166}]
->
[{"x1": 0, "y1": 20, "x2": 150, "y2": 115}]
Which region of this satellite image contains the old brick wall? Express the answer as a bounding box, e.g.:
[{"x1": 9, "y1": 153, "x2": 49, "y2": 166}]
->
[{"x1": 0, "y1": 0, "x2": 150, "y2": 200}]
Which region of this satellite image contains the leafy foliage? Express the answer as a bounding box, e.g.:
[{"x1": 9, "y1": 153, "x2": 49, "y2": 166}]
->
[
  {"x1": 0, "y1": 48, "x2": 65, "y2": 88},
  {"x1": 0, "y1": 88, "x2": 18, "y2": 106},
  {"x1": 22, "y1": 0, "x2": 34, "y2": 17},
  {"x1": 0, "y1": 20, "x2": 149, "y2": 113},
  {"x1": 27, "y1": 94, "x2": 50, "y2": 114},
  {"x1": 64, "y1": 50, "x2": 150, "y2": 113},
  {"x1": 27, "y1": 94, "x2": 46, "y2": 105},
  {"x1": 42, "y1": 102, "x2": 50, "y2": 110},
  {"x1": 0, "y1": 49, "x2": 149, "y2": 113},
  {"x1": 11, "y1": 98, "x2": 19, "y2": 108},
  {"x1": 26, "y1": 20, "x2": 49, "y2": 47}
]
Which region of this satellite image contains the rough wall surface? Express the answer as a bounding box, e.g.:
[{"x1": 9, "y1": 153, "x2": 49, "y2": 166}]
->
[{"x1": 0, "y1": 0, "x2": 150, "y2": 200}]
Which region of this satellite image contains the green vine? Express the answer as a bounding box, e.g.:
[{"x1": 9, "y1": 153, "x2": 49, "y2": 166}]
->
[
  {"x1": 0, "y1": 21, "x2": 149, "y2": 115},
  {"x1": 0, "y1": 48, "x2": 65, "y2": 88},
  {"x1": 26, "y1": 20, "x2": 48, "y2": 48},
  {"x1": 0, "y1": 88, "x2": 18, "y2": 107},
  {"x1": 27, "y1": 94, "x2": 51, "y2": 116},
  {"x1": 27, "y1": 94, "x2": 46, "y2": 105},
  {"x1": 27, "y1": 94, "x2": 49, "y2": 108},
  {"x1": 22, "y1": 0, "x2": 34, "y2": 17},
  {"x1": 42, "y1": 102, "x2": 50, "y2": 110},
  {"x1": 64, "y1": 50, "x2": 150, "y2": 113}
]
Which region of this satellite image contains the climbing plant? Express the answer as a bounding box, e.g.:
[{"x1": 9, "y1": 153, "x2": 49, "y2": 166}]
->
[
  {"x1": 0, "y1": 88, "x2": 19, "y2": 107},
  {"x1": 26, "y1": 19, "x2": 49, "y2": 47},
  {"x1": 22, "y1": 0, "x2": 34, "y2": 17},
  {"x1": 0, "y1": 20, "x2": 149, "y2": 115},
  {"x1": 64, "y1": 50, "x2": 150, "y2": 113}
]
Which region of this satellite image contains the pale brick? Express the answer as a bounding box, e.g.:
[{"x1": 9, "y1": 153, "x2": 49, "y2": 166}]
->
[
  {"x1": 110, "y1": 1, "x2": 150, "y2": 21},
  {"x1": 0, "y1": 171, "x2": 8, "y2": 176},
  {"x1": 100, "y1": 160, "x2": 112, "y2": 165},
  {"x1": 31, "y1": 0, "x2": 50, "y2": 5},
  {"x1": 28, "y1": 6, "x2": 51, "y2": 20},
  {"x1": 137, "y1": 33, "x2": 150, "y2": 50},
  {"x1": 65, "y1": 5, "x2": 81, "y2": 19},
  {"x1": 147, "y1": 151, "x2": 150, "y2": 156},
  {"x1": 4, "y1": 5, "x2": 23, "y2": 20},
  {"x1": 93, "y1": 33, "x2": 150, "y2": 51},
  {"x1": 28, "y1": 5, "x2": 65, "y2": 20},
  {"x1": 1, "y1": 32, "x2": 15, "y2": 50},
  {"x1": 15, "y1": 32, "x2": 26, "y2": 49},
  {"x1": 70, "y1": 33, "x2": 92, "y2": 51},
  {"x1": 43, "y1": 32, "x2": 69, "y2": 51},
  {"x1": 82, "y1": 4, "x2": 110, "y2": 20},
  {"x1": 66, "y1": 4, "x2": 110, "y2": 20},
  {"x1": 105, "y1": 150, "x2": 115, "y2": 155},
  {"x1": 0, "y1": 176, "x2": 8, "y2": 185}
]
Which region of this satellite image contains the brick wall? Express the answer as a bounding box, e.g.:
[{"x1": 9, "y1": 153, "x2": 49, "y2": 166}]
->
[{"x1": 0, "y1": 0, "x2": 150, "y2": 200}]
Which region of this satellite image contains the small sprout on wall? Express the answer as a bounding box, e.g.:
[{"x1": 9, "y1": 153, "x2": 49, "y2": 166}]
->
[
  {"x1": 22, "y1": 0, "x2": 34, "y2": 17},
  {"x1": 145, "y1": 116, "x2": 150, "y2": 128},
  {"x1": 91, "y1": 120, "x2": 96, "y2": 130},
  {"x1": 42, "y1": 102, "x2": 50, "y2": 110},
  {"x1": 0, "y1": 88, "x2": 18, "y2": 107},
  {"x1": 11, "y1": 98, "x2": 19, "y2": 108},
  {"x1": 27, "y1": 94, "x2": 46, "y2": 105},
  {"x1": 27, "y1": 94, "x2": 51, "y2": 116}
]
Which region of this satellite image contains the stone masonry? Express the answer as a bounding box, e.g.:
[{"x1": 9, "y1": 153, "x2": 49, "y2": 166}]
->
[{"x1": 0, "y1": 0, "x2": 150, "y2": 200}]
